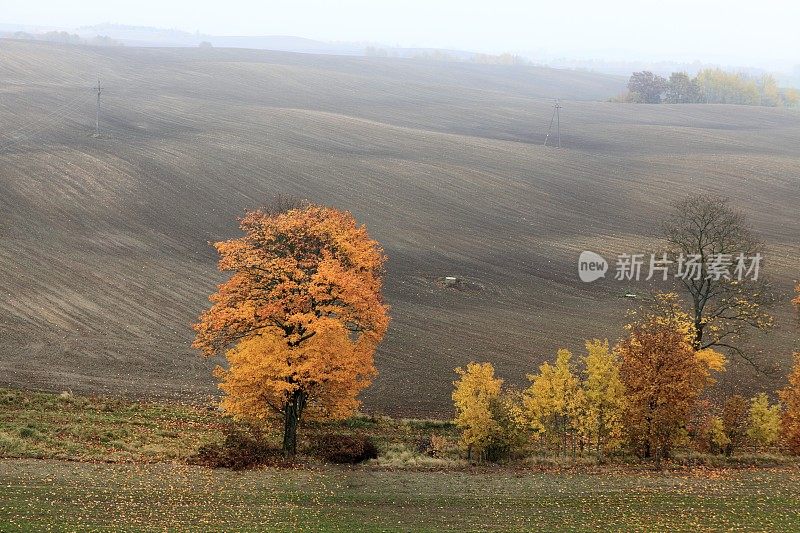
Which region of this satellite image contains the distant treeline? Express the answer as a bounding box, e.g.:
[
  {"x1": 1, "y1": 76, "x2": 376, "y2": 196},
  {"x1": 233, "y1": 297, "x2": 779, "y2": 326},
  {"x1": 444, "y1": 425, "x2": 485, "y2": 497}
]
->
[
  {"x1": 618, "y1": 70, "x2": 799, "y2": 107},
  {"x1": 365, "y1": 46, "x2": 530, "y2": 66},
  {"x1": 5, "y1": 31, "x2": 123, "y2": 47}
]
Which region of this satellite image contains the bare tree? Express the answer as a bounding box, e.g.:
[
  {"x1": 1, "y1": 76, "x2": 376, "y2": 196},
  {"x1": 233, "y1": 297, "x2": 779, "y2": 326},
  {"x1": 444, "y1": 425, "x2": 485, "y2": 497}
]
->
[{"x1": 663, "y1": 195, "x2": 774, "y2": 363}]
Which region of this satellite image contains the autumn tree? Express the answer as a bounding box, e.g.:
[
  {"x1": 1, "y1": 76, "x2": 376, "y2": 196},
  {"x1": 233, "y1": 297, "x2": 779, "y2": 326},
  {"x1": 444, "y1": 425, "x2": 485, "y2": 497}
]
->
[
  {"x1": 577, "y1": 339, "x2": 625, "y2": 462},
  {"x1": 759, "y1": 75, "x2": 781, "y2": 107},
  {"x1": 663, "y1": 194, "x2": 773, "y2": 362},
  {"x1": 487, "y1": 388, "x2": 528, "y2": 461},
  {"x1": 746, "y1": 393, "x2": 781, "y2": 449},
  {"x1": 617, "y1": 293, "x2": 725, "y2": 466},
  {"x1": 627, "y1": 71, "x2": 667, "y2": 103},
  {"x1": 689, "y1": 399, "x2": 734, "y2": 455},
  {"x1": 779, "y1": 353, "x2": 800, "y2": 454},
  {"x1": 695, "y1": 68, "x2": 760, "y2": 105},
  {"x1": 708, "y1": 416, "x2": 731, "y2": 454},
  {"x1": 193, "y1": 202, "x2": 389, "y2": 455},
  {"x1": 721, "y1": 394, "x2": 749, "y2": 456},
  {"x1": 524, "y1": 349, "x2": 582, "y2": 456},
  {"x1": 793, "y1": 283, "x2": 800, "y2": 308},
  {"x1": 664, "y1": 72, "x2": 703, "y2": 104},
  {"x1": 452, "y1": 362, "x2": 503, "y2": 460},
  {"x1": 627, "y1": 69, "x2": 796, "y2": 107}
]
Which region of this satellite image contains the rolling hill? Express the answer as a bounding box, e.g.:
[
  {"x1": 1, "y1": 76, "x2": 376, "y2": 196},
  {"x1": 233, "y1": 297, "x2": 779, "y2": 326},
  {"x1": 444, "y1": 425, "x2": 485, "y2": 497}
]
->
[{"x1": 0, "y1": 39, "x2": 798, "y2": 415}]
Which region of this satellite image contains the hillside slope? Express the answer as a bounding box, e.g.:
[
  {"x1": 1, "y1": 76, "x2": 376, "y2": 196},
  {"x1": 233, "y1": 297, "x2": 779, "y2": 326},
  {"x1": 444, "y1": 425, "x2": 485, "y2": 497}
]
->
[{"x1": 0, "y1": 40, "x2": 797, "y2": 414}]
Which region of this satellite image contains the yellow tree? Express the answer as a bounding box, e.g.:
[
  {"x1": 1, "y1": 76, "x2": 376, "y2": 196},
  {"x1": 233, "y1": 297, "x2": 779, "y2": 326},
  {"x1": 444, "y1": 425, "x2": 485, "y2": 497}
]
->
[
  {"x1": 707, "y1": 416, "x2": 731, "y2": 454},
  {"x1": 489, "y1": 388, "x2": 528, "y2": 460},
  {"x1": 193, "y1": 203, "x2": 390, "y2": 455},
  {"x1": 793, "y1": 283, "x2": 800, "y2": 308},
  {"x1": 452, "y1": 362, "x2": 503, "y2": 460},
  {"x1": 617, "y1": 293, "x2": 725, "y2": 465},
  {"x1": 524, "y1": 349, "x2": 581, "y2": 456},
  {"x1": 779, "y1": 353, "x2": 800, "y2": 455},
  {"x1": 747, "y1": 393, "x2": 781, "y2": 449},
  {"x1": 578, "y1": 339, "x2": 625, "y2": 462}
]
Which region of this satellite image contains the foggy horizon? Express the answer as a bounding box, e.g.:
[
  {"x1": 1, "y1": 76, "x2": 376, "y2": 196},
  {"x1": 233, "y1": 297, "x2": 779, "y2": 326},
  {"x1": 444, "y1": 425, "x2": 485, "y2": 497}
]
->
[{"x1": 3, "y1": 0, "x2": 799, "y2": 73}]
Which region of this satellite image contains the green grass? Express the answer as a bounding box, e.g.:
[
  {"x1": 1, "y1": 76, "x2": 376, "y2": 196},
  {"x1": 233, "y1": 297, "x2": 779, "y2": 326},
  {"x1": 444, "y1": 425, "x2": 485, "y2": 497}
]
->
[{"x1": 1, "y1": 459, "x2": 800, "y2": 531}]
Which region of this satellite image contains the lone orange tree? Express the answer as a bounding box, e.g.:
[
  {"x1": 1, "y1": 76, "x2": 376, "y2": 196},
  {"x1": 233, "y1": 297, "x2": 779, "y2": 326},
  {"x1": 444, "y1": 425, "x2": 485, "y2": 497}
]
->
[{"x1": 193, "y1": 203, "x2": 389, "y2": 455}]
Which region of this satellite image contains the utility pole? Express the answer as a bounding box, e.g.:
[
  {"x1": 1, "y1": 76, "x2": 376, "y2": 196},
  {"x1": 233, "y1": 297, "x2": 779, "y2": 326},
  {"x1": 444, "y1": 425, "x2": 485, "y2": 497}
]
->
[
  {"x1": 95, "y1": 78, "x2": 101, "y2": 137},
  {"x1": 543, "y1": 99, "x2": 562, "y2": 148}
]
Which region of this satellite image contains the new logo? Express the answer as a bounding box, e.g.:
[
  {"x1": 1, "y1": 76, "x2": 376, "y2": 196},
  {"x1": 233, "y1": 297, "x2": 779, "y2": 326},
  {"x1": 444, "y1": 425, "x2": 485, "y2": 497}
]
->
[{"x1": 578, "y1": 251, "x2": 608, "y2": 282}]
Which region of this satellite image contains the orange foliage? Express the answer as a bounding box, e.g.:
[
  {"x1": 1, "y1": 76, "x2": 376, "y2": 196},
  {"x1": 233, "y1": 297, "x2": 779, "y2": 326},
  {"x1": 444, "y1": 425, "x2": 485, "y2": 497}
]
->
[
  {"x1": 193, "y1": 204, "x2": 389, "y2": 452},
  {"x1": 617, "y1": 293, "x2": 725, "y2": 464},
  {"x1": 794, "y1": 283, "x2": 800, "y2": 308}
]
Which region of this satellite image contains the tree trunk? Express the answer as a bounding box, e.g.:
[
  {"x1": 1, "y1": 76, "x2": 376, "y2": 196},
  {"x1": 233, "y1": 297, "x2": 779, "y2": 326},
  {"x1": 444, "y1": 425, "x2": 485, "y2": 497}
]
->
[
  {"x1": 597, "y1": 419, "x2": 605, "y2": 464},
  {"x1": 596, "y1": 435, "x2": 604, "y2": 464},
  {"x1": 693, "y1": 316, "x2": 704, "y2": 350},
  {"x1": 282, "y1": 389, "x2": 307, "y2": 456}
]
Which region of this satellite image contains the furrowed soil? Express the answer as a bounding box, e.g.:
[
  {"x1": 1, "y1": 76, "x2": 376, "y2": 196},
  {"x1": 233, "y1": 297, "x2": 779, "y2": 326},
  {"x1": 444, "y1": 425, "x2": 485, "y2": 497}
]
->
[{"x1": 0, "y1": 40, "x2": 798, "y2": 415}]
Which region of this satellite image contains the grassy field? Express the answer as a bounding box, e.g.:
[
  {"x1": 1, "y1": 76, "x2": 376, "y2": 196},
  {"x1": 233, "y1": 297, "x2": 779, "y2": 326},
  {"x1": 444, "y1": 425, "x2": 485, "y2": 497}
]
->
[
  {"x1": 2, "y1": 459, "x2": 800, "y2": 531},
  {"x1": 0, "y1": 387, "x2": 225, "y2": 463},
  {"x1": 0, "y1": 40, "x2": 798, "y2": 416},
  {"x1": 4, "y1": 386, "x2": 796, "y2": 468},
  {"x1": 0, "y1": 387, "x2": 460, "y2": 465},
  {"x1": 3, "y1": 389, "x2": 800, "y2": 530}
]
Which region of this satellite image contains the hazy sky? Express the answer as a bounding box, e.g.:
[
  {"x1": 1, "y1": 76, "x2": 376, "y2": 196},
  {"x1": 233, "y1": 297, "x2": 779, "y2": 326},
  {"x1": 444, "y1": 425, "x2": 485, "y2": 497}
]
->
[{"x1": 5, "y1": 0, "x2": 799, "y2": 70}]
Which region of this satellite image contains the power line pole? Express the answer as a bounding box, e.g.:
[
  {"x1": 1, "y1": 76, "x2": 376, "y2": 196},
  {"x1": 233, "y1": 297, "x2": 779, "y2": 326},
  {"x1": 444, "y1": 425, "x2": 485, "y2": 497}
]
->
[
  {"x1": 543, "y1": 99, "x2": 562, "y2": 148},
  {"x1": 95, "y1": 78, "x2": 101, "y2": 137}
]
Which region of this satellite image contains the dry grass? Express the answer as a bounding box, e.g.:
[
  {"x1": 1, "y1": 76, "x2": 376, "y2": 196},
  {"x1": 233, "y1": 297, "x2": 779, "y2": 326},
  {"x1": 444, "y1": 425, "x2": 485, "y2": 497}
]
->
[
  {"x1": 0, "y1": 388, "x2": 226, "y2": 462},
  {"x1": 0, "y1": 387, "x2": 463, "y2": 465}
]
